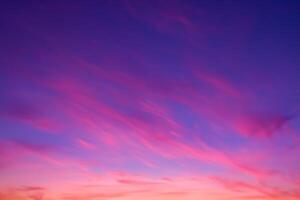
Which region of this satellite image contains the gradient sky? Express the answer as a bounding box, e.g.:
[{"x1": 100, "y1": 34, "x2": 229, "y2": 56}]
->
[{"x1": 0, "y1": 1, "x2": 300, "y2": 200}]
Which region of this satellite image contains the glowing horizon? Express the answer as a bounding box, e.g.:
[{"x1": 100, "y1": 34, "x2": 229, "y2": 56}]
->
[{"x1": 0, "y1": 1, "x2": 300, "y2": 200}]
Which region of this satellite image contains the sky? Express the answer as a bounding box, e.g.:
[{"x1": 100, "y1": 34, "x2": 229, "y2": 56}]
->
[{"x1": 0, "y1": 0, "x2": 300, "y2": 199}]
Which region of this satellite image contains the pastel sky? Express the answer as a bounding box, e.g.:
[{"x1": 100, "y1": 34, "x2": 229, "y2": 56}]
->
[{"x1": 0, "y1": 1, "x2": 300, "y2": 200}]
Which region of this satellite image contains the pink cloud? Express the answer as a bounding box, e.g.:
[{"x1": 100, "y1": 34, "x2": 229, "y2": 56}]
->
[
  {"x1": 209, "y1": 176, "x2": 300, "y2": 200},
  {"x1": 233, "y1": 112, "x2": 293, "y2": 138}
]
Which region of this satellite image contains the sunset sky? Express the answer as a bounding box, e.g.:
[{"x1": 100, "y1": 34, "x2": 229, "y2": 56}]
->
[{"x1": 0, "y1": 1, "x2": 300, "y2": 200}]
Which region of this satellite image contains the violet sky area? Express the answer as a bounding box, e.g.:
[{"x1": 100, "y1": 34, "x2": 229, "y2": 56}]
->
[{"x1": 0, "y1": 1, "x2": 300, "y2": 200}]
